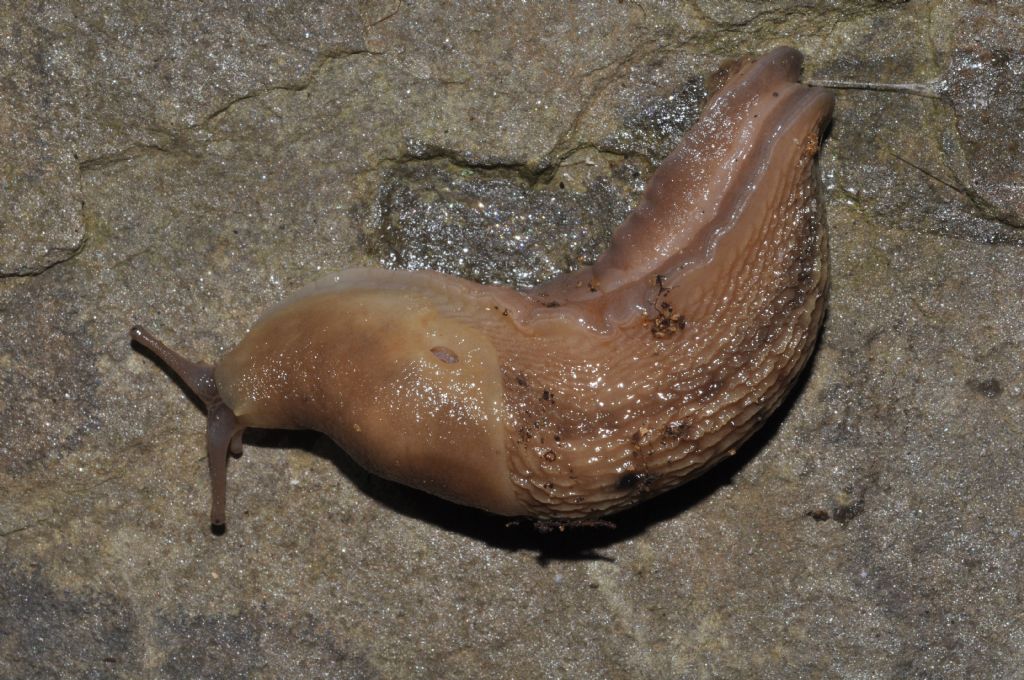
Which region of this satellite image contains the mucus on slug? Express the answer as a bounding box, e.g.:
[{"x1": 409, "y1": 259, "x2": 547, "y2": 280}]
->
[{"x1": 132, "y1": 47, "x2": 834, "y2": 533}]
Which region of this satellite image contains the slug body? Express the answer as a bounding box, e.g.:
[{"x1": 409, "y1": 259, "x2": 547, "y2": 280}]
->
[{"x1": 132, "y1": 47, "x2": 834, "y2": 529}]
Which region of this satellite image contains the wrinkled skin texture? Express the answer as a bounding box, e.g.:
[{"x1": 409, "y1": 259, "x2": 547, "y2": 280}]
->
[{"x1": 137, "y1": 47, "x2": 834, "y2": 526}]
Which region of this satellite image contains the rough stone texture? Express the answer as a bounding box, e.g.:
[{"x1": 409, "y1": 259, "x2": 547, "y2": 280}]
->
[
  {"x1": 2, "y1": 2, "x2": 1022, "y2": 678},
  {"x1": 943, "y1": 1, "x2": 1024, "y2": 229},
  {"x1": 0, "y1": 98, "x2": 83, "y2": 276}
]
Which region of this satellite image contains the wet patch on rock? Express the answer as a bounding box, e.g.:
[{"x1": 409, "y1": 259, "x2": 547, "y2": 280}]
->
[{"x1": 364, "y1": 161, "x2": 639, "y2": 287}]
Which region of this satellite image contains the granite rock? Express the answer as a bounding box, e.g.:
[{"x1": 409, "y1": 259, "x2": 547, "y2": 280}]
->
[{"x1": 2, "y1": 2, "x2": 1022, "y2": 678}]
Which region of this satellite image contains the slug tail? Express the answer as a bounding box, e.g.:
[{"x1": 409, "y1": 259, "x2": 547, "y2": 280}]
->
[{"x1": 130, "y1": 325, "x2": 243, "y2": 533}]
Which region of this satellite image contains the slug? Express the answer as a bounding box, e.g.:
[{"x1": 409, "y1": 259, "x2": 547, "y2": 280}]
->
[{"x1": 132, "y1": 47, "x2": 834, "y2": 531}]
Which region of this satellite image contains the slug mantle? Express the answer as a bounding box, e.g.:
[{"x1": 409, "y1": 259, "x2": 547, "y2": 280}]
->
[{"x1": 132, "y1": 46, "x2": 834, "y2": 531}]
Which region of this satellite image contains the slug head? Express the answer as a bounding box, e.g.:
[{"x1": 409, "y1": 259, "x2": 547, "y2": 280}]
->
[
  {"x1": 213, "y1": 289, "x2": 526, "y2": 516},
  {"x1": 130, "y1": 326, "x2": 242, "y2": 533}
]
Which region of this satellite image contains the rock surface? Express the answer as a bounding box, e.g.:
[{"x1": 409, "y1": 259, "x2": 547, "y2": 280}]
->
[{"x1": 2, "y1": 2, "x2": 1022, "y2": 678}]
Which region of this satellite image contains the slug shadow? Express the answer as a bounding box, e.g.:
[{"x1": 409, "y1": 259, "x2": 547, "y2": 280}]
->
[{"x1": 249, "y1": 356, "x2": 816, "y2": 564}]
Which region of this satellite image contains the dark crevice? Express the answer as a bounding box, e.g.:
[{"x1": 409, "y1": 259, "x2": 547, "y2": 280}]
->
[
  {"x1": 199, "y1": 48, "x2": 381, "y2": 128},
  {"x1": 545, "y1": 40, "x2": 664, "y2": 163},
  {"x1": 365, "y1": 0, "x2": 402, "y2": 28},
  {"x1": 76, "y1": 49, "x2": 383, "y2": 175},
  {"x1": 77, "y1": 143, "x2": 183, "y2": 171},
  {"x1": 0, "y1": 238, "x2": 87, "y2": 278},
  {"x1": 890, "y1": 151, "x2": 1024, "y2": 236},
  {"x1": 383, "y1": 142, "x2": 636, "y2": 189}
]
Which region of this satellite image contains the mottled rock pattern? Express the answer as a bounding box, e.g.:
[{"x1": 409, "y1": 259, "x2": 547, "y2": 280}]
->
[{"x1": 2, "y1": 2, "x2": 1022, "y2": 678}]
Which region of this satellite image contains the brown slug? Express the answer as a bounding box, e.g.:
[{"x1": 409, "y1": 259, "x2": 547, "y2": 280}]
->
[{"x1": 132, "y1": 46, "x2": 834, "y2": 531}]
